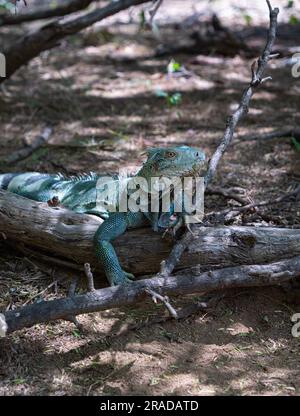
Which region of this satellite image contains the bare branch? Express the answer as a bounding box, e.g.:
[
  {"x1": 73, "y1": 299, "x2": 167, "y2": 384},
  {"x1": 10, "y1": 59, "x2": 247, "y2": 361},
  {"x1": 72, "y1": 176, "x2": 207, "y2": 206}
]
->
[
  {"x1": 159, "y1": 231, "x2": 193, "y2": 278},
  {"x1": 148, "y1": 0, "x2": 163, "y2": 26},
  {"x1": 3, "y1": 126, "x2": 53, "y2": 165},
  {"x1": 68, "y1": 276, "x2": 80, "y2": 297},
  {"x1": 1, "y1": 0, "x2": 151, "y2": 83},
  {"x1": 145, "y1": 287, "x2": 178, "y2": 319},
  {"x1": 0, "y1": 0, "x2": 94, "y2": 26},
  {"x1": 208, "y1": 186, "x2": 300, "y2": 223},
  {"x1": 66, "y1": 276, "x2": 82, "y2": 328},
  {"x1": 235, "y1": 127, "x2": 300, "y2": 144},
  {"x1": 159, "y1": 1, "x2": 279, "y2": 276},
  {"x1": 2, "y1": 256, "x2": 299, "y2": 335},
  {"x1": 206, "y1": 185, "x2": 249, "y2": 205},
  {"x1": 204, "y1": 1, "x2": 279, "y2": 187}
]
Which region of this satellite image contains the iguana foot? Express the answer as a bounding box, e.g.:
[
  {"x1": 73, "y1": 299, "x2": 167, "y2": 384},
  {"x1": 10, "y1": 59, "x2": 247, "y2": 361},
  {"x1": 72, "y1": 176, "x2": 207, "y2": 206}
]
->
[
  {"x1": 110, "y1": 270, "x2": 136, "y2": 286},
  {"x1": 162, "y1": 214, "x2": 183, "y2": 238},
  {"x1": 123, "y1": 271, "x2": 135, "y2": 281},
  {"x1": 162, "y1": 214, "x2": 198, "y2": 238}
]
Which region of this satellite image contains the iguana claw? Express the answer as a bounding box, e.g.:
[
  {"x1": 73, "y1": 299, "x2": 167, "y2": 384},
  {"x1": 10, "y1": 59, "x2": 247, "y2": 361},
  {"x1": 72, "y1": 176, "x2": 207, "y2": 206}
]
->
[
  {"x1": 111, "y1": 270, "x2": 136, "y2": 286},
  {"x1": 123, "y1": 271, "x2": 135, "y2": 281}
]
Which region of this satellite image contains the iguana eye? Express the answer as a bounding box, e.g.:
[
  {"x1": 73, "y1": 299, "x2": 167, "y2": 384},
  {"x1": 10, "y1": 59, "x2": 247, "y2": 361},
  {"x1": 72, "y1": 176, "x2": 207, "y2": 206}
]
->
[{"x1": 166, "y1": 151, "x2": 176, "y2": 159}]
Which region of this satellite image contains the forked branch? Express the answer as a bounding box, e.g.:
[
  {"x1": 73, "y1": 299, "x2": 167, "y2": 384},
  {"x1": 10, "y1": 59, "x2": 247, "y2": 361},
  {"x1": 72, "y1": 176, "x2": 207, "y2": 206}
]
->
[
  {"x1": 1, "y1": 256, "x2": 299, "y2": 336},
  {"x1": 159, "y1": 0, "x2": 279, "y2": 277}
]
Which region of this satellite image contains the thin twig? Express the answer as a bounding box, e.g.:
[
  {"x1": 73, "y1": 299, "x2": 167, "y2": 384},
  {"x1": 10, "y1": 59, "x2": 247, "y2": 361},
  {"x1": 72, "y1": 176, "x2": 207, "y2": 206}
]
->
[
  {"x1": 13, "y1": 243, "x2": 84, "y2": 272},
  {"x1": 145, "y1": 287, "x2": 178, "y2": 319},
  {"x1": 68, "y1": 276, "x2": 80, "y2": 297},
  {"x1": 66, "y1": 276, "x2": 82, "y2": 328},
  {"x1": 23, "y1": 280, "x2": 58, "y2": 306},
  {"x1": 159, "y1": 232, "x2": 194, "y2": 277},
  {"x1": 204, "y1": 1, "x2": 279, "y2": 188},
  {"x1": 208, "y1": 186, "x2": 300, "y2": 222},
  {"x1": 148, "y1": 0, "x2": 163, "y2": 26},
  {"x1": 206, "y1": 185, "x2": 249, "y2": 205},
  {"x1": 84, "y1": 263, "x2": 96, "y2": 292}
]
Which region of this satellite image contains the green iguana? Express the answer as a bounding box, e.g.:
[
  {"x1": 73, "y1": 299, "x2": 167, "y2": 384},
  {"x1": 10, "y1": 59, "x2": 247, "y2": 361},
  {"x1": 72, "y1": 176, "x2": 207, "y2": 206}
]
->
[{"x1": 0, "y1": 146, "x2": 205, "y2": 285}]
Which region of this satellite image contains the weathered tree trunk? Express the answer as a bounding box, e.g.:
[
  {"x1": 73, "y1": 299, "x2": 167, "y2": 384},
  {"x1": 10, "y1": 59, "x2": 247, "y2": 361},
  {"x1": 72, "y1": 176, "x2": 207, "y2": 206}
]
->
[{"x1": 0, "y1": 190, "x2": 300, "y2": 281}]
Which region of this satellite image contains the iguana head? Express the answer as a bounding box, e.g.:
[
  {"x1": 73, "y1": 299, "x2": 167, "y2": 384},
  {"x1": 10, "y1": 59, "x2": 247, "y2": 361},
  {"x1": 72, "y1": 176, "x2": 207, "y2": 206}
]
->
[{"x1": 142, "y1": 145, "x2": 206, "y2": 178}]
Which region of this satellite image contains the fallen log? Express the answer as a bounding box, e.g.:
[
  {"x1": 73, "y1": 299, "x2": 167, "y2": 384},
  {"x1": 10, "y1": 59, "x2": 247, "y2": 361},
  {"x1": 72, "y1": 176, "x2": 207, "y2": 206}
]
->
[
  {"x1": 0, "y1": 190, "x2": 300, "y2": 281},
  {"x1": 1, "y1": 256, "x2": 299, "y2": 336}
]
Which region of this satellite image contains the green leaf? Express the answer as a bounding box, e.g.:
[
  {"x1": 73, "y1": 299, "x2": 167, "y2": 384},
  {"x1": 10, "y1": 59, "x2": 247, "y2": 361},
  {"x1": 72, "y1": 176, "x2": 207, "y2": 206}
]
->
[
  {"x1": 291, "y1": 137, "x2": 300, "y2": 151},
  {"x1": 167, "y1": 59, "x2": 182, "y2": 73},
  {"x1": 243, "y1": 14, "x2": 252, "y2": 25},
  {"x1": 139, "y1": 10, "x2": 146, "y2": 29},
  {"x1": 289, "y1": 15, "x2": 299, "y2": 25},
  {"x1": 286, "y1": 0, "x2": 294, "y2": 8},
  {"x1": 13, "y1": 378, "x2": 26, "y2": 385},
  {"x1": 167, "y1": 92, "x2": 182, "y2": 106},
  {"x1": 72, "y1": 329, "x2": 81, "y2": 338}
]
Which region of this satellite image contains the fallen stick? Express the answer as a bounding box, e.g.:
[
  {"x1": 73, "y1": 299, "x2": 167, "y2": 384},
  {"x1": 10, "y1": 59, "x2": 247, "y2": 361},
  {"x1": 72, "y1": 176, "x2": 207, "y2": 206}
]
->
[
  {"x1": 4, "y1": 126, "x2": 53, "y2": 164},
  {"x1": 206, "y1": 185, "x2": 248, "y2": 205},
  {"x1": 235, "y1": 128, "x2": 300, "y2": 144},
  {"x1": 207, "y1": 186, "x2": 299, "y2": 223},
  {"x1": 1, "y1": 256, "x2": 299, "y2": 336}
]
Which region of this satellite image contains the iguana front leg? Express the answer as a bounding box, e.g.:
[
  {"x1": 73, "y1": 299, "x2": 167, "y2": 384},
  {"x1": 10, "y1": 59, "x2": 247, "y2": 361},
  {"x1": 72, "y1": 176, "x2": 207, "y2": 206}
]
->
[{"x1": 94, "y1": 212, "x2": 148, "y2": 286}]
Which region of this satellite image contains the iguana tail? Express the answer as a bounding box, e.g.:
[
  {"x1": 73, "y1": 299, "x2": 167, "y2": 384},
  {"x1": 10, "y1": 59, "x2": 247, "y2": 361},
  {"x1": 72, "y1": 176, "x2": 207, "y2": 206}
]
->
[
  {"x1": 0, "y1": 172, "x2": 102, "y2": 209},
  {"x1": 0, "y1": 172, "x2": 63, "y2": 202},
  {"x1": 0, "y1": 172, "x2": 52, "y2": 191},
  {"x1": 0, "y1": 173, "x2": 20, "y2": 190}
]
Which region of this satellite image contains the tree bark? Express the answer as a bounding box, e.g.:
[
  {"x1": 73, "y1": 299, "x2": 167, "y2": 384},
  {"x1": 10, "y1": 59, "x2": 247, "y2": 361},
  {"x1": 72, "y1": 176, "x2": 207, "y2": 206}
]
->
[{"x1": 0, "y1": 190, "x2": 300, "y2": 281}]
